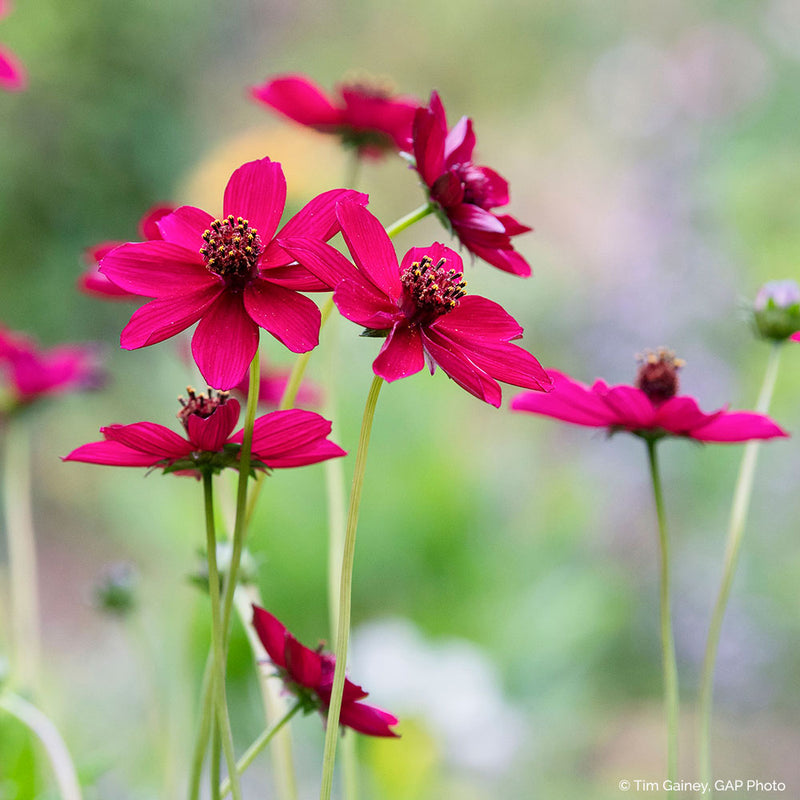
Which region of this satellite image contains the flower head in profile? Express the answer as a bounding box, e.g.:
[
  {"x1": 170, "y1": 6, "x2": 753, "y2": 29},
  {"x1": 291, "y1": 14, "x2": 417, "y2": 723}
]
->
[
  {"x1": 252, "y1": 605, "x2": 398, "y2": 737},
  {"x1": 280, "y1": 203, "x2": 551, "y2": 407},
  {"x1": 412, "y1": 92, "x2": 532, "y2": 277},
  {"x1": 63, "y1": 388, "x2": 345, "y2": 477},
  {"x1": 0, "y1": 0, "x2": 25, "y2": 92},
  {"x1": 79, "y1": 205, "x2": 175, "y2": 300},
  {"x1": 0, "y1": 325, "x2": 103, "y2": 413},
  {"x1": 100, "y1": 157, "x2": 366, "y2": 390},
  {"x1": 512, "y1": 348, "x2": 788, "y2": 443},
  {"x1": 252, "y1": 73, "x2": 421, "y2": 158}
]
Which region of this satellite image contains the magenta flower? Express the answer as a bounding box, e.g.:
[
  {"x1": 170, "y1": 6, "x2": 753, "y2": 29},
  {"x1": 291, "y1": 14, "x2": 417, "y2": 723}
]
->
[
  {"x1": 511, "y1": 350, "x2": 788, "y2": 443},
  {"x1": 280, "y1": 202, "x2": 551, "y2": 407},
  {"x1": 412, "y1": 92, "x2": 532, "y2": 277},
  {"x1": 252, "y1": 605, "x2": 398, "y2": 737},
  {"x1": 0, "y1": 0, "x2": 25, "y2": 92},
  {"x1": 63, "y1": 388, "x2": 345, "y2": 476},
  {"x1": 79, "y1": 205, "x2": 175, "y2": 300},
  {"x1": 252, "y1": 73, "x2": 421, "y2": 158},
  {"x1": 0, "y1": 326, "x2": 103, "y2": 410},
  {"x1": 100, "y1": 158, "x2": 366, "y2": 390}
]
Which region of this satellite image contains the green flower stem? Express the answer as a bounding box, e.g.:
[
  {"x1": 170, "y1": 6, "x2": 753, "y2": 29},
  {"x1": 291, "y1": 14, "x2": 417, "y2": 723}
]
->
[
  {"x1": 698, "y1": 342, "x2": 783, "y2": 788},
  {"x1": 0, "y1": 691, "x2": 82, "y2": 800},
  {"x1": 187, "y1": 651, "x2": 214, "y2": 800},
  {"x1": 211, "y1": 725, "x2": 222, "y2": 800},
  {"x1": 384, "y1": 202, "x2": 435, "y2": 238},
  {"x1": 203, "y1": 472, "x2": 242, "y2": 800},
  {"x1": 645, "y1": 439, "x2": 679, "y2": 784},
  {"x1": 3, "y1": 416, "x2": 41, "y2": 695},
  {"x1": 220, "y1": 350, "x2": 260, "y2": 646},
  {"x1": 220, "y1": 701, "x2": 304, "y2": 798},
  {"x1": 319, "y1": 375, "x2": 384, "y2": 800},
  {"x1": 235, "y1": 584, "x2": 299, "y2": 800}
]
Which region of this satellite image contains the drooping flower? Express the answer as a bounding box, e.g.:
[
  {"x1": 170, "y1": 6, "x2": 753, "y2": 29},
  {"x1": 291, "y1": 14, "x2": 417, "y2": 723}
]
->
[
  {"x1": 63, "y1": 388, "x2": 345, "y2": 476},
  {"x1": 511, "y1": 349, "x2": 788, "y2": 442},
  {"x1": 412, "y1": 91, "x2": 532, "y2": 277},
  {"x1": 252, "y1": 605, "x2": 399, "y2": 737},
  {"x1": 0, "y1": 0, "x2": 25, "y2": 92},
  {"x1": 0, "y1": 325, "x2": 103, "y2": 412},
  {"x1": 100, "y1": 158, "x2": 366, "y2": 389},
  {"x1": 79, "y1": 205, "x2": 175, "y2": 300},
  {"x1": 280, "y1": 202, "x2": 551, "y2": 407},
  {"x1": 252, "y1": 73, "x2": 421, "y2": 158}
]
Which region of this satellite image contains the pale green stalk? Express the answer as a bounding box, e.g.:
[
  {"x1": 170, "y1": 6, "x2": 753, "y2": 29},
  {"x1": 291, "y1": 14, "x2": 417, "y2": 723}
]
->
[
  {"x1": 220, "y1": 702, "x2": 303, "y2": 798},
  {"x1": 187, "y1": 651, "x2": 214, "y2": 800},
  {"x1": 698, "y1": 342, "x2": 783, "y2": 789},
  {"x1": 645, "y1": 439, "x2": 679, "y2": 784},
  {"x1": 203, "y1": 472, "x2": 242, "y2": 800},
  {"x1": 384, "y1": 202, "x2": 435, "y2": 238},
  {"x1": 0, "y1": 691, "x2": 82, "y2": 800},
  {"x1": 319, "y1": 375, "x2": 384, "y2": 800}
]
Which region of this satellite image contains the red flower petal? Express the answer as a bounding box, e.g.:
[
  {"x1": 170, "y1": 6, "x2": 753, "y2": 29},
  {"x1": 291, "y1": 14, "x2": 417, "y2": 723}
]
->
[
  {"x1": 139, "y1": 205, "x2": 175, "y2": 240},
  {"x1": 101, "y1": 241, "x2": 212, "y2": 298},
  {"x1": 251, "y1": 75, "x2": 341, "y2": 128},
  {"x1": 420, "y1": 329, "x2": 502, "y2": 407},
  {"x1": 691, "y1": 412, "x2": 789, "y2": 443},
  {"x1": 223, "y1": 158, "x2": 287, "y2": 243},
  {"x1": 244, "y1": 279, "x2": 320, "y2": 354},
  {"x1": 337, "y1": 203, "x2": 402, "y2": 299},
  {"x1": 601, "y1": 385, "x2": 657, "y2": 429},
  {"x1": 333, "y1": 279, "x2": 399, "y2": 329},
  {"x1": 413, "y1": 92, "x2": 447, "y2": 186},
  {"x1": 431, "y1": 295, "x2": 523, "y2": 342},
  {"x1": 0, "y1": 45, "x2": 25, "y2": 92},
  {"x1": 653, "y1": 396, "x2": 718, "y2": 434},
  {"x1": 102, "y1": 421, "x2": 194, "y2": 459},
  {"x1": 62, "y1": 440, "x2": 165, "y2": 467},
  {"x1": 262, "y1": 189, "x2": 369, "y2": 269},
  {"x1": 449, "y1": 204, "x2": 507, "y2": 233},
  {"x1": 191, "y1": 292, "x2": 260, "y2": 390},
  {"x1": 465, "y1": 241, "x2": 532, "y2": 277},
  {"x1": 338, "y1": 701, "x2": 399, "y2": 738},
  {"x1": 120, "y1": 283, "x2": 223, "y2": 349},
  {"x1": 373, "y1": 324, "x2": 425, "y2": 382},
  {"x1": 156, "y1": 206, "x2": 215, "y2": 252},
  {"x1": 277, "y1": 237, "x2": 363, "y2": 290},
  {"x1": 185, "y1": 399, "x2": 241, "y2": 451},
  {"x1": 284, "y1": 633, "x2": 323, "y2": 689},
  {"x1": 251, "y1": 605, "x2": 289, "y2": 668},
  {"x1": 235, "y1": 409, "x2": 333, "y2": 454},
  {"x1": 444, "y1": 115, "x2": 475, "y2": 164}
]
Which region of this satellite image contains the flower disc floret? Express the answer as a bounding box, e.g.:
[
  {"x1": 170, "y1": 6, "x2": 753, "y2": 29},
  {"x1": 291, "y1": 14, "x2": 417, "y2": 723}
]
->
[
  {"x1": 635, "y1": 348, "x2": 685, "y2": 405},
  {"x1": 201, "y1": 216, "x2": 263, "y2": 287},
  {"x1": 400, "y1": 254, "x2": 467, "y2": 321}
]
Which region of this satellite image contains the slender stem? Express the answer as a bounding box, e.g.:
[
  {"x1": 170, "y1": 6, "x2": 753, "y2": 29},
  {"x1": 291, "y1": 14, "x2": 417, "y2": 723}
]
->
[
  {"x1": 220, "y1": 350, "x2": 261, "y2": 646},
  {"x1": 244, "y1": 297, "x2": 337, "y2": 529},
  {"x1": 319, "y1": 375, "x2": 384, "y2": 800},
  {"x1": 698, "y1": 342, "x2": 783, "y2": 788},
  {"x1": 645, "y1": 439, "x2": 679, "y2": 784},
  {"x1": 0, "y1": 691, "x2": 82, "y2": 800},
  {"x1": 384, "y1": 203, "x2": 435, "y2": 238},
  {"x1": 203, "y1": 472, "x2": 242, "y2": 800},
  {"x1": 3, "y1": 416, "x2": 41, "y2": 695},
  {"x1": 220, "y1": 702, "x2": 304, "y2": 798},
  {"x1": 188, "y1": 651, "x2": 215, "y2": 800},
  {"x1": 211, "y1": 724, "x2": 222, "y2": 800},
  {"x1": 235, "y1": 585, "x2": 298, "y2": 800}
]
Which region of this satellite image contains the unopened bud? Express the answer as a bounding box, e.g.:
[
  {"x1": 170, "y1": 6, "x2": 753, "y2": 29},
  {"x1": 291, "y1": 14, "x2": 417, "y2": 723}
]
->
[{"x1": 753, "y1": 280, "x2": 800, "y2": 341}]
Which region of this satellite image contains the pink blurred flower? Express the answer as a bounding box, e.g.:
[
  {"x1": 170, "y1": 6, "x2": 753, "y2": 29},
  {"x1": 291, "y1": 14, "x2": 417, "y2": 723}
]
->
[
  {"x1": 512, "y1": 350, "x2": 788, "y2": 443},
  {"x1": 412, "y1": 92, "x2": 532, "y2": 277},
  {"x1": 63, "y1": 388, "x2": 345, "y2": 476},
  {"x1": 0, "y1": 325, "x2": 103, "y2": 410},
  {"x1": 233, "y1": 363, "x2": 322, "y2": 410},
  {"x1": 0, "y1": 0, "x2": 25, "y2": 92},
  {"x1": 252, "y1": 73, "x2": 421, "y2": 158},
  {"x1": 252, "y1": 605, "x2": 399, "y2": 737},
  {"x1": 100, "y1": 157, "x2": 366, "y2": 390},
  {"x1": 280, "y1": 202, "x2": 551, "y2": 407},
  {"x1": 79, "y1": 205, "x2": 175, "y2": 300}
]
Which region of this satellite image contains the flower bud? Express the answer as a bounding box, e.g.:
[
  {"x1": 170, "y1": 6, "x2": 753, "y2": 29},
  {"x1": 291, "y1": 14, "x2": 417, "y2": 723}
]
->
[
  {"x1": 93, "y1": 562, "x2": 138, "y2": 617},
  {"x1": 753, "y1": 280, "x2": 800, "y2": 341}
]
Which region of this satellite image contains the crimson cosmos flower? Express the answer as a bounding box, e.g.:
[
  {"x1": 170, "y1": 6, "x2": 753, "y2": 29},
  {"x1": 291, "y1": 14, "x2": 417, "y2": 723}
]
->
[
  {"x1": 100, "y1": 157, "x2": 366, "y2": 390},
  {"x1": 0, "y1": 0, "x2": 25, "y2": 92},
  {"x1": 280, "y1": 202, "x2": 551, "y2": 407},
  {"x1": 252, "y1": 73, "x2": 420, "y2": 158},
  {"x1": 412, "y1": 91, "x2": 532, "y2": 277},
  {"x1": 0, "y1": 326, "x2": 103, "y2": 410},
  {"x1": 511, "y1": 350, "x2": 788, "y2": 443},
  {"x1": 79, "y1": 205, "x2": 175, "y2": 300},
  {"x1": 252, "y1": 605, "x2": 398, "y2": 737},
  {"x1": 63, "y1": 389, "x2": 345, "y2": 476}
]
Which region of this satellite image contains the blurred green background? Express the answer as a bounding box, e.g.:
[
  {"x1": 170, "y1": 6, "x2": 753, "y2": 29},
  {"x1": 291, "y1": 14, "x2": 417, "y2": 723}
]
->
[{"x1": 2, "y1": 0, "x2": 800, "y2": 797}]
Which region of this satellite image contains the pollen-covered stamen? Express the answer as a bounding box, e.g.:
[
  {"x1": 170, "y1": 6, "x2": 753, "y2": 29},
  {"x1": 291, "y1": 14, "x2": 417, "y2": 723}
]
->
[
  {"x1": 200, "y1": 215, "x2": 263, "y2": 286},
  {"x1": 401, "y1": 255, "x2": 467, "y2": 318},
  {"x1": 177, "y1": 386, "x2": 230, "y2": 428},
  {"x1": 635, "y1": 348, "x2": 685, "y2": 404}
]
